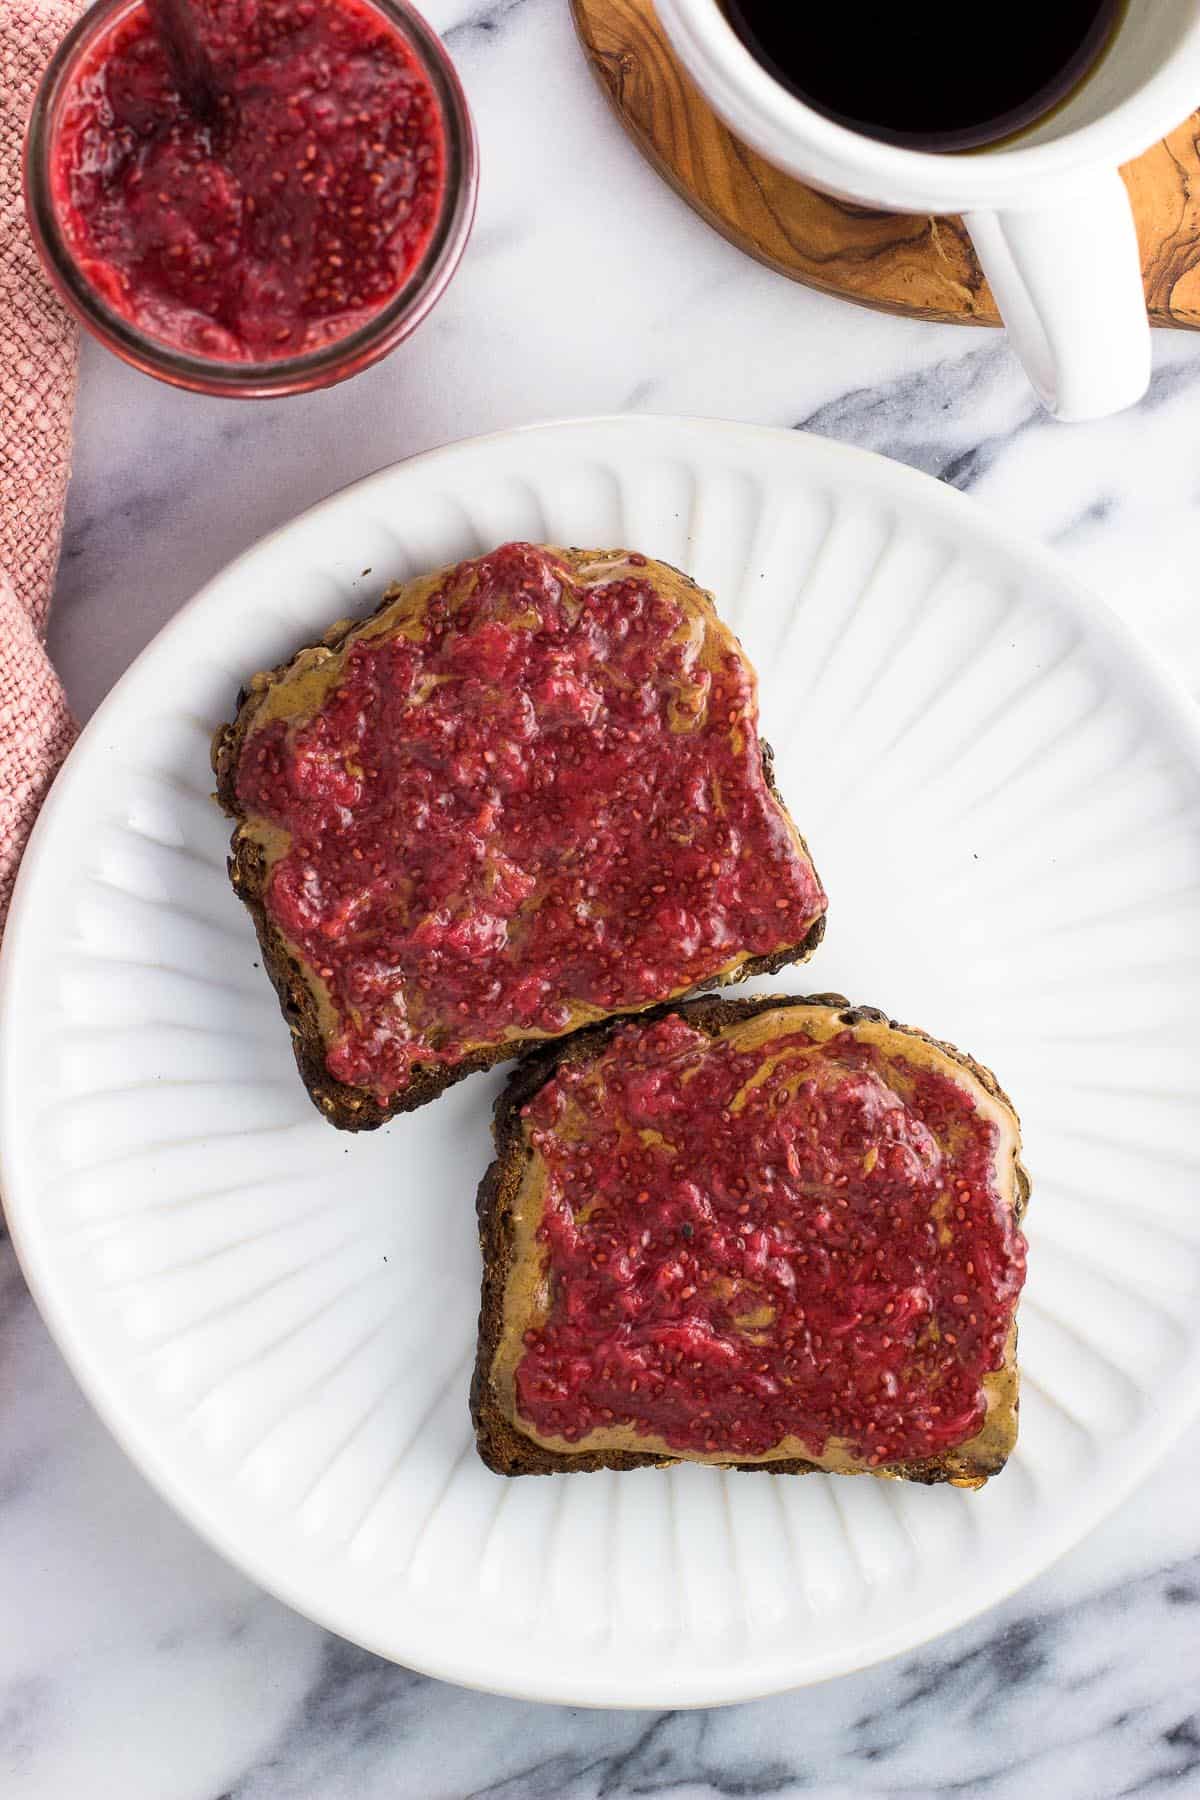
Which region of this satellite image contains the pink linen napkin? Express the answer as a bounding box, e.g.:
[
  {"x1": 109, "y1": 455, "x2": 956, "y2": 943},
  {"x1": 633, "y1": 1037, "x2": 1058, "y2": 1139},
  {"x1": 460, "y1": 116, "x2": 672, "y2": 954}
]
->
[
  {"x1": 1, "y1": 0, "x2": 83, "y2": 929},
  {"x1": 1, "y1": 0, "x2": 84, "y2": 928}
]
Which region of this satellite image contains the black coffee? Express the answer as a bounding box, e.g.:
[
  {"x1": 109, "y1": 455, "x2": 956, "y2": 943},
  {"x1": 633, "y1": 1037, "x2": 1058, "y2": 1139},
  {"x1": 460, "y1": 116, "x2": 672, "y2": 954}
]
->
[{"x1": 721, "y1": 0, "x2": 1125, "y2": 152}]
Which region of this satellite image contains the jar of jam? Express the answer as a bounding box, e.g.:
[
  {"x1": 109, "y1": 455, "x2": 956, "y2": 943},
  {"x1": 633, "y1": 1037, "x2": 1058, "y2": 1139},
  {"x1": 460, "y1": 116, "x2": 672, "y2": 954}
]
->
[{"x1": 24, "y1": 0, "x2": 477, "y2": 396}]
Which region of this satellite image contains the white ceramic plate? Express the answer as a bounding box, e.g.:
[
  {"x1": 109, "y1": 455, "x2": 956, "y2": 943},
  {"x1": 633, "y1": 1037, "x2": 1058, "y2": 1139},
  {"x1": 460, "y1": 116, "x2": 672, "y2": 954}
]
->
[{"x1": 4, "y1": 417, "x2": 1200, "y2": 1708}]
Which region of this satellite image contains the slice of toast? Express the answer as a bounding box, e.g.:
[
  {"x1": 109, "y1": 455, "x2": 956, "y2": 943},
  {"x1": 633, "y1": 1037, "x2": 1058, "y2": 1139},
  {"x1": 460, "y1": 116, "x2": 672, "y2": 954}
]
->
[
  {"x1": 472, "y1": 994, "x2": 1029, "y2": 1486},
  {"x1": 213, "y1": 544, "x2": 827, "y2": 1127}
]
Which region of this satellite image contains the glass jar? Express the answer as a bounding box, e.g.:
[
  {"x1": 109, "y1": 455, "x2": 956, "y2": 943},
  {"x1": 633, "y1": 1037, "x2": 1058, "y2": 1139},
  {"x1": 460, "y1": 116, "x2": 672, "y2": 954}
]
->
[{"x1": 24, "y1": 0, "x2": 478, "y2": 397}]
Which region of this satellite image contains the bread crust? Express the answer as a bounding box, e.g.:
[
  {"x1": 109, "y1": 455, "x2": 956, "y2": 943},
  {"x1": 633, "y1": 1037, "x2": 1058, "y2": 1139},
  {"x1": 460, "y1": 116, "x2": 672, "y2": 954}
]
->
[
  {"x1": 212, "y1": 551, "x2": 826, "y2": 1128},
  {"x1": 471, "y1": 993, "x2": 1030, "y2": 1485}
]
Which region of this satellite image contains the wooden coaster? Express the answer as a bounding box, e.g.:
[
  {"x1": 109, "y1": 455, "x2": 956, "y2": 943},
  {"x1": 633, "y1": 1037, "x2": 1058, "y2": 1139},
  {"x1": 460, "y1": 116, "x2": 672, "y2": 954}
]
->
[{"x1": 572, "y1": 0, "x2": 1200, "y2": 329}]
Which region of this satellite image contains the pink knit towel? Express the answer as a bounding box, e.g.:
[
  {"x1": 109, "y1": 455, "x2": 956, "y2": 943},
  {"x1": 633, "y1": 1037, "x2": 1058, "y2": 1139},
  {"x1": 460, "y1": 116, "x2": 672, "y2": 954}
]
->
[{"x1": 1, "y1": 0, "x2": 83, "y2": 930}]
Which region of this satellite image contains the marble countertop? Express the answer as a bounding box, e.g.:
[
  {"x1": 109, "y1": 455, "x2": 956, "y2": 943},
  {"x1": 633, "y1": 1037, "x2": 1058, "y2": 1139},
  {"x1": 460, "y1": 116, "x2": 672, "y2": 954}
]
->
[{"x1": 5, "y1": 1, "x2": 1200, "y2": 1794}]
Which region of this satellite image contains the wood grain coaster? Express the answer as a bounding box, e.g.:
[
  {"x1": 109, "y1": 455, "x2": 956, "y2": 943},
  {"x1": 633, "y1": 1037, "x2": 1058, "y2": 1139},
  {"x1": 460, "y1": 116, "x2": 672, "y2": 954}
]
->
[{"x1": 572, "y1": 0, "x2": 1200, "y2": 329}]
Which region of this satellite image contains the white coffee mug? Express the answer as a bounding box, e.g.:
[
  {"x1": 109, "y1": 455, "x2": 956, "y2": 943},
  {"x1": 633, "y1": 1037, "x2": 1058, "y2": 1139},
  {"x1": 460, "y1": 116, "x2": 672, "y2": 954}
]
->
[{"x1": 654, "y1": 0, "x2": 1200, "y2": 420}]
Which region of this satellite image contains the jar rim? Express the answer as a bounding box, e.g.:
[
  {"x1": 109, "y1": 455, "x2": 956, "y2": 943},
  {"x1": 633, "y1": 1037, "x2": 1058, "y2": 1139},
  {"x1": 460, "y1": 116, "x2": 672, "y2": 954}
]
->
[{"x1": 24, "y1": 0, "x2": 478, "y2": 398}]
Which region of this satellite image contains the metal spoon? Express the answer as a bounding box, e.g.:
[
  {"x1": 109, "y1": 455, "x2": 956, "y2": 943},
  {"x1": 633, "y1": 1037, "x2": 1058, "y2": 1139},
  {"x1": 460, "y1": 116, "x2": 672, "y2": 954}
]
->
[{"x1": 145, "y1": 0, "x2": 222, "y2": 122}]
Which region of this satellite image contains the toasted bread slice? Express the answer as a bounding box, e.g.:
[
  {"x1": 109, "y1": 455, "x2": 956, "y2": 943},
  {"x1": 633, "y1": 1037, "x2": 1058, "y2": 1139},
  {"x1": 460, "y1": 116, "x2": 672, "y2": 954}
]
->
[
  {"x1": 213, "y1": 544, "x2": 827, "y2": 1127},
  {"x1": 472, "y1": 994, "x2": 1029, "y2": 1486}
]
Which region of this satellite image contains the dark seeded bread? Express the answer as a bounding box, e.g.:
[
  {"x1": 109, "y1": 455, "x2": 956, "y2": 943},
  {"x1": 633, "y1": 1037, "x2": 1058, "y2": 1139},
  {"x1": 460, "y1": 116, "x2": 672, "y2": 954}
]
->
[
  {"x1": 212, "y1": 549, "x2": 826, "y2": 1129},
  {"x1": 471, "y1": 992, "x2": 1030, "y2": 1486}
]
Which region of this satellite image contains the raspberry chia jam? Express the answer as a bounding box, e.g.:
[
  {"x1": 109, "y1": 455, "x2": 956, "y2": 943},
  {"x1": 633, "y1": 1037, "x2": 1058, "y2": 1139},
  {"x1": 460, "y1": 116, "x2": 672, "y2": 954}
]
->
[
  {"x1": 25, "y1": 0, "x2": 476, "y2": 395},
  {"x1": 515, "y1": 1013, "x2": 1027, "y2": 1466}
]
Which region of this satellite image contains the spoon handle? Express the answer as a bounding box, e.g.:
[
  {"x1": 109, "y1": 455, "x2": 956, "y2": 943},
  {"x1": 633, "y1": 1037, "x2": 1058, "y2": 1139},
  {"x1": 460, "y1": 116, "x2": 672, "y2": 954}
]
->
[{"x1": 145, "y1": 0, "x2": 222, "y2": 120}]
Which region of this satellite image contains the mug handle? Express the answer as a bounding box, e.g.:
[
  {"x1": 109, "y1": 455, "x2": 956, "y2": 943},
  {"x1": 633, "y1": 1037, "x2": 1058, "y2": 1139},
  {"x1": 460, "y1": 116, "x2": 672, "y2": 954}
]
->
[{"x1": 964, "y1": 171, "x2": 1150, "y2": 423}]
